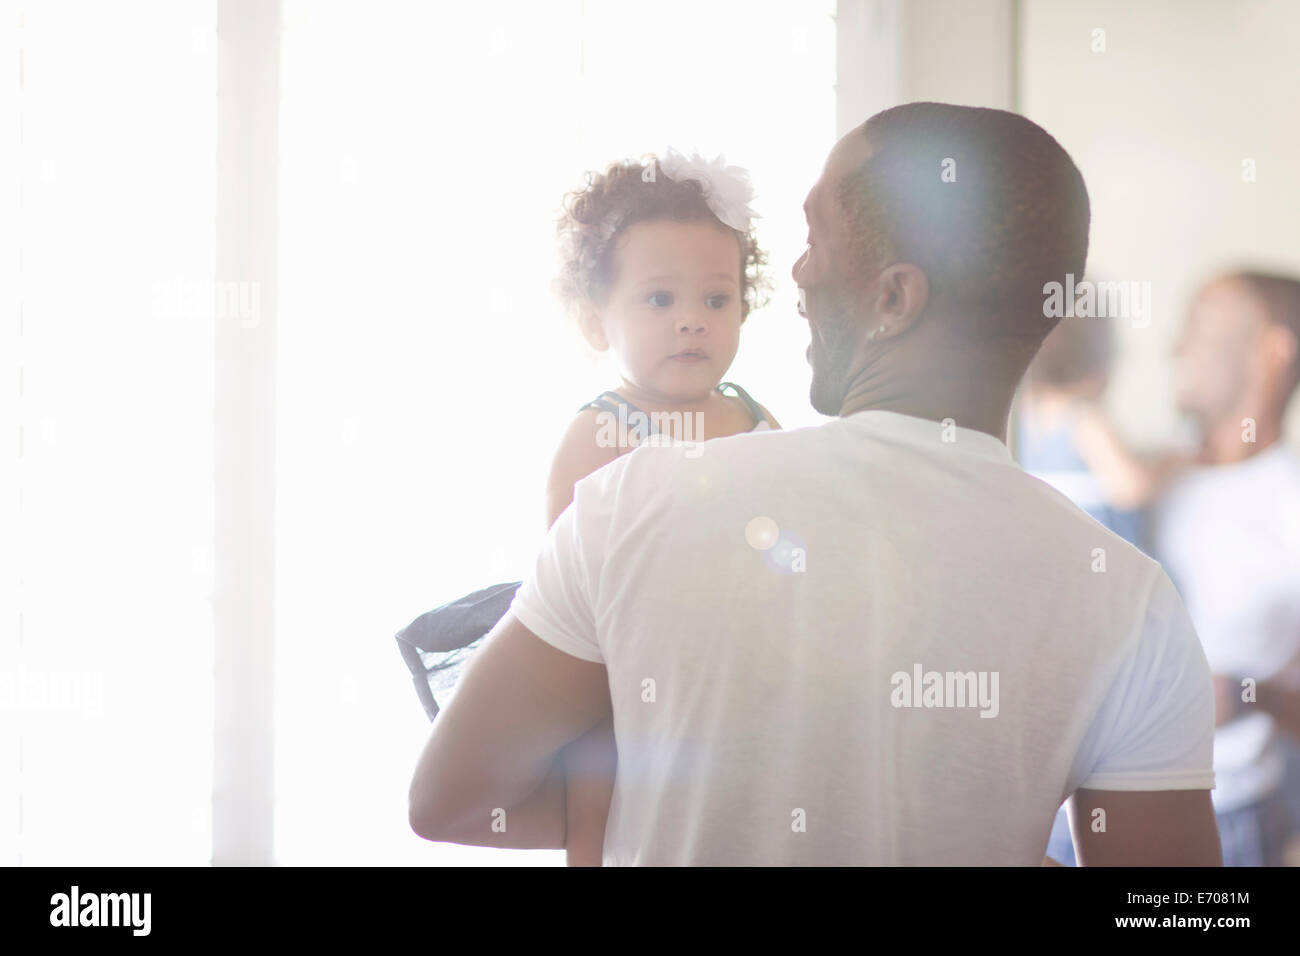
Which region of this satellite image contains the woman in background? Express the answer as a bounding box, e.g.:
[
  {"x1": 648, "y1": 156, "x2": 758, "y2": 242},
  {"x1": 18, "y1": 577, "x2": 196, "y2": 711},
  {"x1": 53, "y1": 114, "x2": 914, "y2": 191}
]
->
[{"x1": 1016, "y1": 302, "x2": 1190, "y2": 550}]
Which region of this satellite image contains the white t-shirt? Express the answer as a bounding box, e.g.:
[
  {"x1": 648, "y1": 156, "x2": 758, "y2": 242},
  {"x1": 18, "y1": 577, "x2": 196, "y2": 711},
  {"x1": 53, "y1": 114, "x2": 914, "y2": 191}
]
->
[
  {"x1": 511, "y1": 409, "x2": 1216, "y2": 865},
  {"x1": 1152, "y1": 442, "x2": 1300, "y2": 811}
]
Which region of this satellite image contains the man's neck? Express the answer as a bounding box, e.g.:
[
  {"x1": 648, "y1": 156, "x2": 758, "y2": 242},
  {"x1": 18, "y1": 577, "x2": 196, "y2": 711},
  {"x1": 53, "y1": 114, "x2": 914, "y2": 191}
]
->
[
  {"x1": 1200, "y1": 411, "x2": 1283, "y2": 465},
  {"x1": 837, "y1": 339, "x2": 1025, "y2": 444}
]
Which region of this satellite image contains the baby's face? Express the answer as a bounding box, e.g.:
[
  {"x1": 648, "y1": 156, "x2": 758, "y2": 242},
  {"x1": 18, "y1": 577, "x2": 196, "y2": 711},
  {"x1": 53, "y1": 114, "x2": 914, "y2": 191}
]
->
[{"x1": 597, "y1": 218, "x2": 744, "y2": 403}]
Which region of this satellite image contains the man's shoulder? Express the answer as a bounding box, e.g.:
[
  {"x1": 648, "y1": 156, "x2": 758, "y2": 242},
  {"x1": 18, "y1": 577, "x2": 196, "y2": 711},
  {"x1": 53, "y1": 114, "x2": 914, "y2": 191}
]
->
[
  {"x1": 569, "y1": 421, "x2": 822, "y2": 525},
  {"x1": 596, "y1": 419, "x2": 818, "y2": 477},
  {"x1": 1016, "y1": 466, "x2": 1155, "y2": 551}
]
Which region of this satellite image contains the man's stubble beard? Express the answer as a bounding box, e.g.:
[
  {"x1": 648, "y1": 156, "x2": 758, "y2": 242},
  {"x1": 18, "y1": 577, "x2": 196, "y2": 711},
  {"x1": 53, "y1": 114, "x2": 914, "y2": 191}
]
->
[{"x1": 808, "y1": 283, "x2": 864, "y2": 417}]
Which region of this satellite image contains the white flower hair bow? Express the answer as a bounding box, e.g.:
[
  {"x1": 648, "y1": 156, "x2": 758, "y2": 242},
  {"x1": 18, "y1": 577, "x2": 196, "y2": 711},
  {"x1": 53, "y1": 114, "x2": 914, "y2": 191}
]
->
[{"x1": 658, "y1": 147, "x2": 759, "y2": 234}]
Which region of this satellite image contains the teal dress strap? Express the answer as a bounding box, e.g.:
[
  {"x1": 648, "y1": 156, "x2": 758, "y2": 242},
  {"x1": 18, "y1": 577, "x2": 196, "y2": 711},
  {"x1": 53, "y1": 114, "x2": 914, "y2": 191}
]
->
[
  {"x1": 576, "y1": 391, "x2": 659, "y2": 438},
  {"x1": 716, "y1": 381, "x2": 766, "y2": 427}
]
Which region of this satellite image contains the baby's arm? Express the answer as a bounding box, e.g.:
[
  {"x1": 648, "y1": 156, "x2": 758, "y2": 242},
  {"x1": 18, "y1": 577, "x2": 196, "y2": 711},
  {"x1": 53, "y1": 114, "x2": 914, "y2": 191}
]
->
[
  {"x1": 561, "y1": 715, "x2": 617, "y2": 866},
  {"x1": 1070, "y1": 401, "x2": 1189, "y2": 509},
  {"x1": 545, "y1": 408, "x2": 622, "y2": 529}
]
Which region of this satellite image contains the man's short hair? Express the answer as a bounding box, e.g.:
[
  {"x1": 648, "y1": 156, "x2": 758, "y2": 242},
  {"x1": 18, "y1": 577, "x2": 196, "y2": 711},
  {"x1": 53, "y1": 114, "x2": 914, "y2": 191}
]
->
[{"x1": 836, "y1": 102, "x2": 1091, "y2": 340}]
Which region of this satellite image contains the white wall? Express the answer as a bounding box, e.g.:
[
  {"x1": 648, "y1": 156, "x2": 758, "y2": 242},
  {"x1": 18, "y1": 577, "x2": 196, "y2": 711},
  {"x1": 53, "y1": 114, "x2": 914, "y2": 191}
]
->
[
  {"x1": 837, "y1": 0, "x2": 1016, "y2": 136},
  {"x1": 1019, "y1": 0, "x2": 1300, "y2": 447}
]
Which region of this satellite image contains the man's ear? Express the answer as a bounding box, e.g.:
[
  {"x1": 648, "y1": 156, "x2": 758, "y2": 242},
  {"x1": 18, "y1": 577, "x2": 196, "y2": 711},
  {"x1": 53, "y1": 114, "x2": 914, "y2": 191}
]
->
[
  {"x1": 1260, "y1": 321, "x2": 1298, "y2": 378},
  {"x1": 869, "y1": 263, "x2": 929, "y2": 339},
  {"x1": 577, "y1": 303, "x2": 610, "y2": 351}
]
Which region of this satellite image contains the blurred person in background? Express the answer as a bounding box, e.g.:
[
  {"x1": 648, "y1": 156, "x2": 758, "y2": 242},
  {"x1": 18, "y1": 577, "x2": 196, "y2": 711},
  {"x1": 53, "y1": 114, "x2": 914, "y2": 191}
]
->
[
  {"x1": 1154, "y1": 271, "x2": 1300, "y2": 866},
  {"x1": 1038, "y1": 270, "x2": 1300, "y2": 865},
  {"x1": 1017, "y1": 300, "x2": 1155, "y2": 549},
  {"x1": 1020, "y1": 298, "x2": 1189, "y2": 865}
]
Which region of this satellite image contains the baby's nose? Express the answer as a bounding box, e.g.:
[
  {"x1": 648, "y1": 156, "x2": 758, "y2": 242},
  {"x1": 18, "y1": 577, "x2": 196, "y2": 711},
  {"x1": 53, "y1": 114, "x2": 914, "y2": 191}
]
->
[{"x1": 678, "y1": 309, "x2": 709, "y2": 334}]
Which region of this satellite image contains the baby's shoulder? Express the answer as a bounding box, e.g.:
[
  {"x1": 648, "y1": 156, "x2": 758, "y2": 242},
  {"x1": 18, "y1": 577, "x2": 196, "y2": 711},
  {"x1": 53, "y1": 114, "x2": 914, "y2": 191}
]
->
[
  {"x1": 543, "y1": 406, "x2": 627, "y2": 526},
  {"x1": 552, "y1": 406, "x2": 625, "y2": 470},
  {"x1": 717, "y1": 381, "x2": 780, "y2": 430}
]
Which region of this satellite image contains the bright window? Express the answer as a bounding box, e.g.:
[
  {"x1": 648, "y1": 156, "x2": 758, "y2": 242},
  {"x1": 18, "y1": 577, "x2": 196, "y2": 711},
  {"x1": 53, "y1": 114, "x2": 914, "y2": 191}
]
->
[
  {"x1": 274, "y1": 0, "x2": 836, "y2": 864},
  {"x1": 0, "y1": 0, "x2": 216, "y2": 865}
]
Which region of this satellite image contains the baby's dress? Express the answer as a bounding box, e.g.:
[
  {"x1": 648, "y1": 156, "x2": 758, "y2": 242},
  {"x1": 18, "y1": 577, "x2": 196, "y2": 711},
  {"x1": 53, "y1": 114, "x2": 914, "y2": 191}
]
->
[{"x1": 394, "y1": 381, "x2": 771, "y2": 720}]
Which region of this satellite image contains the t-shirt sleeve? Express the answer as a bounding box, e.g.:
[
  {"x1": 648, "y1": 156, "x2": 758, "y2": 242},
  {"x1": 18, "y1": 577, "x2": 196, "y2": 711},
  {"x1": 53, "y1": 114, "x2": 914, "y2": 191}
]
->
[
  {"x1": 1076, "y1": 567, "x2": 1216, "y2": 792},
  {"x1": 508, "y1": 467, "x2": 613, "y2": 664}
]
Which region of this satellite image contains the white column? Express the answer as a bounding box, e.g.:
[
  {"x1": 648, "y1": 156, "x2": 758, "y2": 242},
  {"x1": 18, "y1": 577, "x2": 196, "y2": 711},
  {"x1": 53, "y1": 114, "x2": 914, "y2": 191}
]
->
[
  {"x1": 836, "y1": 0, "x2": 1017, "y2": 138},
  {"x1": 213, "y1": 0, "x2": 281, "y2": 866}
]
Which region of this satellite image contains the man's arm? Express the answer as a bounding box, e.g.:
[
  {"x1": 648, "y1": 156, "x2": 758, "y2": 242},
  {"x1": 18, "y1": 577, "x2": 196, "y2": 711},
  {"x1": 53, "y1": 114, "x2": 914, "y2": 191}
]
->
[
  {"x1": 408, "y1": 612, "x2": 612, "y2": 846},
  {"x1": 1060, "y1": 568, "x2": 1219, "y2": 866},
  {"x1": 1067, "y1": 788, "x2": 1222, "y2": 866},
  {"x1": 408, "y1": 757, "x2": 569, "y2": 851}
]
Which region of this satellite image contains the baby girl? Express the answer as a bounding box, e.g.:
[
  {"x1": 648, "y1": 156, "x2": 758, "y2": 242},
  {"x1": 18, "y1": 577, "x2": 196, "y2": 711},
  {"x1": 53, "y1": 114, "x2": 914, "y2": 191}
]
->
[{"x1": 397, "y1": 148, "x2": 779, "y2": 864}]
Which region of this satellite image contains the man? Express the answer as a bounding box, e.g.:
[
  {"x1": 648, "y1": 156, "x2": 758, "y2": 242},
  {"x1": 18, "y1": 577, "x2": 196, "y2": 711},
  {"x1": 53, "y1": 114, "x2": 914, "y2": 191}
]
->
[
  {"x1": 409, "y1": 103, "x2": 1221, "y2": 865},
  {"x1": 1152, "y1": 272, "x2": 1300, "y2": 866}
]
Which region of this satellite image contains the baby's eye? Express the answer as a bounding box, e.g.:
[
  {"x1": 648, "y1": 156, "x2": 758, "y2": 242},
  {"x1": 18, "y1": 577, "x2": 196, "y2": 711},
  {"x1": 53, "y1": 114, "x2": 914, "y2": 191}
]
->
[
  {"x1": 647, "y1": 292, "x2": 673, "y2": 308},
  {"x1": 706, "y1": 293, "x2": 730, "y2": 310}
]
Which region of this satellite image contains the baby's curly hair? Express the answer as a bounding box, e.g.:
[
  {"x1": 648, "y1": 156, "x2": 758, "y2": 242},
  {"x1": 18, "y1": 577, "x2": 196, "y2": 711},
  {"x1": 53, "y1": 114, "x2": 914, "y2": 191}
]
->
[{"x1": 554, "y1": 156, "x2": 770, "y2": 323}]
